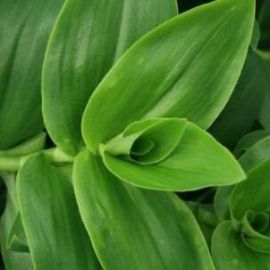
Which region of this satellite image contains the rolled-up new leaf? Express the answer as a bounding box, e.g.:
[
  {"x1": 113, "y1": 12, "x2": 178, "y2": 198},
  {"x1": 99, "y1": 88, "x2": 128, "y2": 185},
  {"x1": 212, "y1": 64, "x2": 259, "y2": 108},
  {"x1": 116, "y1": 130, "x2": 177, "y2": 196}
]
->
[
  {"x1": 100, "y1": 118, "x2": 245, "y2": 191},
  {"x1": 212, "y1": 161, "x2": 270, "y2": 269},
  {"x1": 230, "y1": 160, "x2": 270, "y2": 254}
]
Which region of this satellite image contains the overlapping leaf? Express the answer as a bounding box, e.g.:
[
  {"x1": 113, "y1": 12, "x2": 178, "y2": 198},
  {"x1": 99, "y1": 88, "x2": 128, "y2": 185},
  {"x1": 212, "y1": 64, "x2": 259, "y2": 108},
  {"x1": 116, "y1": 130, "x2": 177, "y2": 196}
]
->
[
  {"x1": 0, "y1": 0, "x2": 63, "y2": 150},
  {"x1": 212, "y1": 161, "x2": 270, "y2": 269},
  {"x1": 101, "y1": 118, "x2": 245, "y2": 191},
  {"x1": 82, "y1": 0, "x2": 255, "y2": 153},
  {"x1": 73, "y1": 151, "x2": 215, "y2": 270},
  {"x1": 210, "y1": 50, "x2": 267, "y2": 148},
  {"x1": 42, "y1": 0, "x2": 178, "y2": 155},
  {"x1": 17, "y1": 155, "x2": 101, "y2": 270},
  {"x1": 0, "y1": 173, "x2": 33, "y2": 270},
  {"x1": 212, "y1": 222, "x2": 270, "y2": 270}
]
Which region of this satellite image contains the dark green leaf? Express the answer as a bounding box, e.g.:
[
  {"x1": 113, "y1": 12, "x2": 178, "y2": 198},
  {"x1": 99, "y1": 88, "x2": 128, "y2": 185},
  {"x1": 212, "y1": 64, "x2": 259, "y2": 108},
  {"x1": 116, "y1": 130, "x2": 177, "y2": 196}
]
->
[
  {"x1": 239, "y1": 135, "x2": 270, "y2": 172},
  {"x1": 230, "y1": 160, "x2": 270, "y2": 253},
  {"x1": 211, "y1": 221, "x2": 270, "y2": 270},
  {"x1": 0, "y1": 0, "x2": 63, "y2": 149},
  {"x1": 210, "y1": 49, "x2": 266, "y2": 148},
  {"x1": 0, "y1": 173, "x2": 33, "y2": 270}
]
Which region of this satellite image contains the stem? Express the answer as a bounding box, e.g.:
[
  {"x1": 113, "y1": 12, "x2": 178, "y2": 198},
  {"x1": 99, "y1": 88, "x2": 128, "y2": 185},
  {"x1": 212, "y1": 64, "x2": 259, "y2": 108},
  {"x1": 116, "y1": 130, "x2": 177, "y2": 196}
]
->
[
  {"x1": 0, "y1": 148, "x2": 74, "y2": 172},
  {"x1": 0, "y1": 156, "x2": 21, "y2": 172}
]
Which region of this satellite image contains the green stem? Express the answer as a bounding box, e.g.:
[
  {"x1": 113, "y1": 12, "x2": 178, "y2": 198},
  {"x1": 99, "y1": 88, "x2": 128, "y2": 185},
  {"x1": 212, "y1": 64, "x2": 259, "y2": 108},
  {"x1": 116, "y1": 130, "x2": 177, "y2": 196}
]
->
[{"x1": 0, "y1": 148, "x2": 74, "y2": 172}]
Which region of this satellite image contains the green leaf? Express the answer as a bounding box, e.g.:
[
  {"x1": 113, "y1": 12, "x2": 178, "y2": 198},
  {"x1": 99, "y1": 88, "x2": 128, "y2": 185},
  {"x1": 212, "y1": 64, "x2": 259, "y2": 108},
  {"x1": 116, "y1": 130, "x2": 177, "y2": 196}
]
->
[
  {"x1": 103, "y1": 118, "x2": 186, "y2": 165},
  {"x1": 209, "y1": 49, "x2": 266, "y2": 148},
  {"x1": 73, "y1": 151, "x2": 215, "y2": 270},
  {"x1": 82, "y1": 0, "x2": 255, "y2": 153},
  {"x1": 214, "y1": 186, "x2": 234, "y2": 221},
  {"x1": 211, "y1": 221, "x2": 270, "y2": 270},
  {"x1": 0, "y1": 0, "x2": 63, "y2": 150},
  {"x1": 101, "y1": 119, "x2": 245, "y2": 191},
  {"x1": 42, "y1": 0, "x2": 177, "y2": 155},
  {"x1": 239, "y1": 135, "x2": 270, "y2": 172},
  {"x1": 230, "y1": 160, "x2": 270, "y2": 253},
  {"x1": 0, "y1": 133, "x2": 46, "y2": 157},
  {"x1": 259, "y1": 0, "x2": 270, "y2": 49},
  {"x1": 7, "y1": 213, "x2": 29, "y2": 253},
  {"x1": 257, "y1": 51, "x2": 270, "y2": 129},
  {"x1": 234, "y1": 130, "x2": 270, "y2": 158},
  {"x1": 17, "y1": 155, "x2": 101, "y2": 270},
  {"x1": 0, "y1": 173, "x2": 33, "y2": 270}
]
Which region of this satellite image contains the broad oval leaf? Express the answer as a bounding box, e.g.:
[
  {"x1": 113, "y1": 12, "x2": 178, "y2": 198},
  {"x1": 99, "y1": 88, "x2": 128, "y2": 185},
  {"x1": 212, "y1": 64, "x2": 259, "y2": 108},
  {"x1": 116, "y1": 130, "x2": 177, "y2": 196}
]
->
[
  {"x1": 17, "y1": 155, "x2": 101, "y2": 270},
  {"x1": 211, "y1": 221, "x2": 270, "y2": 270},
  {"x1": 0, "y1": 0, "x2": 63, "y2": 150},
  {"x1": 82, "y1": 0, "x2": 255, "y2": 153},
  {"x1": 73, "y1": 151, "x2": 215, "y2": 270},
  {"x1": 101, "y1": 120, "x2": 245, "y2": 191},
  {"x1": 42, "y1": 0, "x2": 178, "y2": 155}
]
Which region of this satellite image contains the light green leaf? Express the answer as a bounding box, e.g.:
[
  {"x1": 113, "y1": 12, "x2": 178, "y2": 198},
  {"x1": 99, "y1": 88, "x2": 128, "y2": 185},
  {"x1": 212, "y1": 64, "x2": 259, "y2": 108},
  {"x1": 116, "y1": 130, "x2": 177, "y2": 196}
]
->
[
  {"x1": 42, "y1": 0, "x2": 177, "y2": 155},
  {"x1": 230, "y1": 160, "x2": 270, "y2": 253},
  {"x1": 0, "y1": 173, "x2": 33, "y2": 270},
  {"x1": 17, "y1": 155, "x2": 101, "y2": 270},
  {"x1": 239, "y1": 135, "x2": 270, "y2": 172},
  {"x1": 211, "y1": 221, "x2": 270, "y2": 270},
  {"x1": 209, "y1": 49, "x2": 266, "y2": 148},
  {"x1": 103, "y1": 118, "x2": 186, "y2": 165},
  {"x1": 101, "y1": 119, "x2": 245, "y2": 191},
  {"x1": 0, "y1": 0, "x2": 63, "y2": 150},
  {"x1": 73, "y1": 151, "x2": 215, "y2": 270},
  {"x1": 82, "y1": 0, "x2": 255, "y2": 153}
]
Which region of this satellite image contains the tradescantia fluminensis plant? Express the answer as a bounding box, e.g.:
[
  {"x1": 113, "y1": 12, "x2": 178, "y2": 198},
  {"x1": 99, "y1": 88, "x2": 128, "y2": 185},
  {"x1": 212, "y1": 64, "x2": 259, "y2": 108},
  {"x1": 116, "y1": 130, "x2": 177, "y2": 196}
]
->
[{"x1": 1, "y1": 0, "x2": 270, "y2": 269}]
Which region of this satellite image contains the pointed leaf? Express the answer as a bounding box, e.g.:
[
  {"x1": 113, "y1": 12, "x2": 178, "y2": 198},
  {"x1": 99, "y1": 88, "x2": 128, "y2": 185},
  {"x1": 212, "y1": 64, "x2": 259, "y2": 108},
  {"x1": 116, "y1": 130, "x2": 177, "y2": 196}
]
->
[
  {"x1": 42, "y1": 0, "x2": 177, "y2": 155},
  {"x1": 17, "y1": 155, "x2": 101, "y2": 270},
  {"x1": 101, "y1": 120, "x2": 245, "y2": 191},
  {"x1": 0, "y1": 0, "x2": 63, "y2": 149},
  {"x1": 82, "y1": 0, "x2": 255, "y2": 153},
  {"x1": 210, "y1": 50, "x2": 266, "y2": 148},
  {"x1": 73, "y1": 151, "x2": 215, "y2": 270}
]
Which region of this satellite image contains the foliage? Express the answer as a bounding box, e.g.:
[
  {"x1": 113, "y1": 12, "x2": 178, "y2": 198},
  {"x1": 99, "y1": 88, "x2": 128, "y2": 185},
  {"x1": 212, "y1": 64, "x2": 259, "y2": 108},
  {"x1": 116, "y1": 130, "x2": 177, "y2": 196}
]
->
[{"x1": 1, "y1": 0, "x2": 270, "y2": 269}]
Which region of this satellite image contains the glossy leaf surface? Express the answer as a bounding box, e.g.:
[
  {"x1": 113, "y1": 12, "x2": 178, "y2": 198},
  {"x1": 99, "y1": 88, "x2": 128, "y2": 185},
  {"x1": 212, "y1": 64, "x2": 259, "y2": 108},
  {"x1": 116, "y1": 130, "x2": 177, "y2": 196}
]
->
[
  {"x1": 0, "y1": 0, "x2": 63, "y2": 149},
  {"x1": 17, "y1": 155, "x2": 101, "y2": 270},
  {"x1": 42, "y1": 0, "x2": 177, "y2": 155},
  {"x1": 101, "y1": 120, "x2": 245, "y2": 191},
  {"x1": 82, "y1": 0, "x2": 255, "y2": 153},
  {"x1": 74, "y1": 151, "x2": 215, "y2": 270}
]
